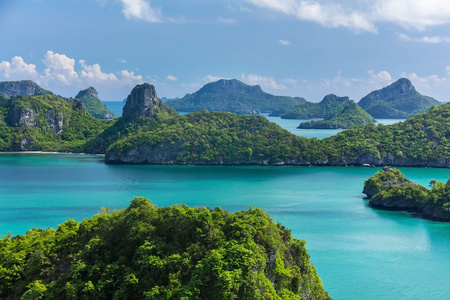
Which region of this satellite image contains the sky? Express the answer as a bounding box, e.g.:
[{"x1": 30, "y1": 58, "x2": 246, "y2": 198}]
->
[{"x1": 1, "y1": 0, "x2": 450, "y2": 102}]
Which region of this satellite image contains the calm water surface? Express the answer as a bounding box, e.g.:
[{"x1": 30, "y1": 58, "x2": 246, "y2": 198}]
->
[{"x1": 1, "y1": 153, "x2": 450, "y2": 300}]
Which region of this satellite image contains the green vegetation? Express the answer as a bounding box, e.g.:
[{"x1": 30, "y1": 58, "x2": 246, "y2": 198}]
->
[
  {"x1": 0, "y1": 80, "x2": 54, "y2": 98},
  {"x1": 0, "y1": 197, "x2": 331, "y2": 299},
  {"x1": 358, "y1": 78, "x2": 441, "y2": 118},
  {"x1": 0, "y1": 95, "x2": 114, "y2": 152},
  {"x1": 321, "y1": 103, "x2": 450, "y2": 166},
  {"x1": 75, "y1": 87, "x2": 115, "y2": 119},
  {"x1": 297, "y1": 100, "x2": 374, "y2": 129},
  {"x1": 363, "y1": 168, "x2": 450, "y2": 221},
  {"x1": 166, "y1": 79, "x2": 306, "y2": 114},
  {"x1": 91, "y1": 110, "x2": 323, "y2": 164}
]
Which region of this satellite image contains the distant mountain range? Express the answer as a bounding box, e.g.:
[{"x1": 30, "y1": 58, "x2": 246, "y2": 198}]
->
[
  {"x1": 358, "y1": 78, "x2": 440, "y2": 118},
  {"x1": 166, "y1": 79, "x2": 306, "y2": 114}
]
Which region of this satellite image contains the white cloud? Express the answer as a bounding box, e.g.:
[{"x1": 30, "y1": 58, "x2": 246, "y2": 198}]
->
[
  {"x1": 241, "y1": 73, "x2": 286, "y2": 90},
  {"x1": 374, "y1": 0, "x2": 450, "y2": 30},
  {"x1": 245, "y1": 0, "x2": 377, "y2": 33},
  {"x1": 166, "y1": 75, "x2": 177, "y2": 81},
  {"x1": 80, "y1": 60, "x2": 119, "y2": 84},
  {"x1": 279, "y1": 39, "x2": 291, "y2": 46},
  {"x1": 42, "y1": 51, "x2": 79, "y2": 85},
  {"x1": 119, "y1": 70, "x2": 144, "y2": 86},
  {"x1": 397, "y1": 33, "x2": 450, "y2": 43},
  {"x1": 117, "y1": 58, "x2": 127, "y2": 63},
  {"x1": 120, "y1": 0, "x2": 161, "y2": 23},
  {"x1": 284, "y1": 78, "x2": 297, "y2": 84},
  {"x1": 203, "y1": 75, "x2": 227, "y2": 83},
  {"x1": 0, "y1": 56, "x2": 39, "y2": 80},
  {"x1": 368, "y1": 70, "x2": 392, "y2": 83},
  {"x1": 219, "y1": 17, "x2": 237, "y2": 24}
]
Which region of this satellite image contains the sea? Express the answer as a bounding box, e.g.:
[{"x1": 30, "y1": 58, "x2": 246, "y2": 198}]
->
[{"x1": 3, "y1": 102, "x2": 443, "y2": 299}]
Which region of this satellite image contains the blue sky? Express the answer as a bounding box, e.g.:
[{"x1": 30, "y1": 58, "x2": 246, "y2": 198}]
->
[{"x1": 1, "y1": 0, "x2": 450, "y2": 102}]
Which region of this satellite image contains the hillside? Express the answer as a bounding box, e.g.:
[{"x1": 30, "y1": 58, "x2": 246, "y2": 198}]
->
[
  {"x1": 165, "y1": 79, "x2": 306, "y2": 114},
  {"x1": 358, "y1": 78, "x2": 441, "y2": 118},
  {"x1": 0, "y1": 80, "x2": 53, "y2": 98},
  {"x1": 363, "y1": 167, "x2": 450, "y2": 221},
  {"x1": 75, "y1": 87, "x2": 115, "y2": 119},
  {"x1": 0, "y1": 94, "x2": 113, "y2": 151},
  {"x1": 0, "y1": 197, "x2": 331, "y2": 299},
  {"x1": 294, "y1": 95, "x2": 374, "y2": 129}
]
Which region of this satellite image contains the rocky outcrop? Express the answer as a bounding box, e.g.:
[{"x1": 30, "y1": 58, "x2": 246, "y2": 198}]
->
[
  {"x1": 122, "y1": 83, "x2": 175, "y2": 119},
  {"x1": 0, "y1": 80, "x2": 53, "y2": 97},
  {"x1": 75, "y1": 87, "x2": 114, "y2": 119}
]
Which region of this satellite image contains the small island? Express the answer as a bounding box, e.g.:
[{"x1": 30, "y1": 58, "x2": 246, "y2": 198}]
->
[
  {"x1": 0, "y1": 198, "x2": 331, "y2": 299},
  {"x1": 363, "y1": 167, "x2": 450, "y2": 221}
]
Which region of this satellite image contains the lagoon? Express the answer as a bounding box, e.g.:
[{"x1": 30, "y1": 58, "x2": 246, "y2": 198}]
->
[{"x1": 1, "y1": 152, "x2": 450, "y2": 299}]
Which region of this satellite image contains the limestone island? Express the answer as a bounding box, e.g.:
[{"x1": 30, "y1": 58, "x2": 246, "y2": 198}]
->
[{"x1": 363, "y1": 167, "x2": 450, "y2": 221}]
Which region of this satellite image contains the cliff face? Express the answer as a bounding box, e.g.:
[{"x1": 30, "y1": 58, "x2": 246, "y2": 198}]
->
[
  {"x1": 122, "y1": 83, "x2": 175, "y2": 119},
  {"x1": 0, "y1": 80, "x2": 53, "y2": 97},
  {"x1": 75, "y1": 87, "x2": 115, "y2": 119}
]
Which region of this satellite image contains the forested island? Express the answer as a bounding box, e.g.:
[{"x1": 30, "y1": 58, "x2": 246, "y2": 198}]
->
[
  {"x1": 363, "y1": 167, "x2": 450, "y2": 221},
  {"x1": 0, "y1": 197, "x2": 330, "y2": 299},
  {"x1": 165, "y1": 79, "x2": 306, "y2": 114},
  {"x1": 358, "y1": 78, "x2": 440, "y2": 119},
  {"x1": 0, "y1": 80, "x2": 449, "y2": 167}
]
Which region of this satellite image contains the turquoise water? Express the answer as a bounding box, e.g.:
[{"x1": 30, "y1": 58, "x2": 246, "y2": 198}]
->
[
  {"x1": 103, "y1": 101, "x2": 124, "y2": 117},
  {"x1": 1, "y1": 153, "x2": 450, "y2": 299}
]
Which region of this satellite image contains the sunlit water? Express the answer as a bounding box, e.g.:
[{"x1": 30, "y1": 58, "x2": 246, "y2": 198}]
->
[{"x1": 1, "y1": 152, "x2": 450, "y2": 300}]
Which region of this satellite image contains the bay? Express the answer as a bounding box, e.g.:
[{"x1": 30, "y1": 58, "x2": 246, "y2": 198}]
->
[{"x1": 1, "y1": 152, "x2": 450, "y2": 299}]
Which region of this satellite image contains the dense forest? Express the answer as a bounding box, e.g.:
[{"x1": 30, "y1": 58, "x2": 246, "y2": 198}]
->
[
  {"x1": 0, "y1": 94, "x2": 114, "y2": 151},
  {"x1": 0, "y1": 81, "x2": 449, "y2": 168},
  {"x1": 363, "y1": 168, "x2": 450, "y2": 221},
  {"x1": 0, "y1": 197, "x2": 331, "y2": 299},
  {"x1": 358, "y1": 78, "x2": 440, "y2": 118}
]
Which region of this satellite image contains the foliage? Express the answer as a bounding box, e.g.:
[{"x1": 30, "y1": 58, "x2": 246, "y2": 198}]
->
[
  {"x1": 0, "y1": 198, "x2": 331, "y2": 299},
  {"x1": 166, "y1": 79, "x2": 306, "y2": 114},
  {"x1": 363, "y1": 168, "x2": 450, "y2": 221},
  {"x1": 0, "y1": 95, "x2": 114, "y2": 152},
  {"x1": 75, "y1": 87, "x2": 115, "y2": 119},
  {"x1": 358, "y1": 78, "x2": 441, "y2": 119},
  {"x1": 101, "y1": 111, "x2": 325, "y2": 164},
  {"x1": 297, "y1": 100, "x2": 374, "y2": 129},
  {"x1": 321, "y1": 103, "x2": 450, "y2": 165}
]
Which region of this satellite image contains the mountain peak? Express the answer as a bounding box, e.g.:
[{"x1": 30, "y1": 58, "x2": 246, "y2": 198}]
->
[
  {"x1": 122, "y1": 83, "x2": 175, "y2": 120},
  {"x1": 0, "y1": 80, "x2": 53, "y2": 97}
]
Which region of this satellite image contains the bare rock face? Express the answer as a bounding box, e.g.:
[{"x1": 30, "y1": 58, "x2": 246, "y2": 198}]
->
[{"x1": 122, "y1": 83, "x2": 169, "y2": 119}]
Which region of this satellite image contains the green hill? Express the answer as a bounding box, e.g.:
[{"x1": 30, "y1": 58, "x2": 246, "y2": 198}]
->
[
  {"x1": 0, "y1": 198, "x2": 331, "y2": 299},
  {"x1": 358, "y1": 78, "x2": 441, "y2": 118},
  {"x1": 166, "y1": 79, "x2": 306, "y2": 114},
  {"x1": 0, "y1": 94, "x2": 113, "y2": 152},
  {"x1": 75, "y1": 87, "x2": 115, "y2": 119},
  {"x1": 291, "y1": 95, "x2": 374, "y2": 129},
  {"x1": 0, "y1": 80, "x2": 53, "y2": 98}
]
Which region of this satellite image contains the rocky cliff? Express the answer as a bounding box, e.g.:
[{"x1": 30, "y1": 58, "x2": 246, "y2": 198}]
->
[
  {"x1": 75, "y1": 87, "x2": 115, "y2": 119},
  {"x1": 122, "y1": 83, "x2": 175, "y2": 119}
]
